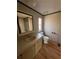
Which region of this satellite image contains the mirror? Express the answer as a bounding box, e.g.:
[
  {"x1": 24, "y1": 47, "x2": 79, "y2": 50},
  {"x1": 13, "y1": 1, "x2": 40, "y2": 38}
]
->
[{"x1": 17, "y1": 11, "x2": 33, "y2": 34}]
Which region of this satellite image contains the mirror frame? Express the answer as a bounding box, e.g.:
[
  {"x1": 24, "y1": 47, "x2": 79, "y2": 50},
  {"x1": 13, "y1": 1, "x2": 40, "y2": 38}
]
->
[{"x1": 17, "y1": 11, "x2": 34, "y2": 35}]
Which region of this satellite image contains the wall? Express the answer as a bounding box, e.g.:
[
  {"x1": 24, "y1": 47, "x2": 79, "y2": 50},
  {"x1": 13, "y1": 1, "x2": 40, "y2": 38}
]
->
[
  {"x1": 44, "y1": 12, "x2": 61, "y2": 43},
  {"x1": 17, "y1": 2, "x2": 43, "y2": 33}
]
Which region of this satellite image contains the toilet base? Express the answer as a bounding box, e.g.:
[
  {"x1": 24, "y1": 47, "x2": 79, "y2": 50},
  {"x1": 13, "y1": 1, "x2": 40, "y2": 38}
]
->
[{"x1": 44, "y1": 41, "x2": 48, "y2": 44}]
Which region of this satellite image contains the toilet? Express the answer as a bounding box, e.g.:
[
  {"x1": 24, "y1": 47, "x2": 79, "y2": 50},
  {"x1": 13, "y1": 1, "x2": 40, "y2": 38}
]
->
[{"x1": 43, "y1": 36, "x2": 49, "y2": 44}]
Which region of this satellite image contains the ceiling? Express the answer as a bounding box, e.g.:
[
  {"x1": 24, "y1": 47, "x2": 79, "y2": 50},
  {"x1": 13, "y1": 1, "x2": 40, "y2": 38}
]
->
[{"x1": 19, "y1": 0, "x2": 61, "y2": 15}]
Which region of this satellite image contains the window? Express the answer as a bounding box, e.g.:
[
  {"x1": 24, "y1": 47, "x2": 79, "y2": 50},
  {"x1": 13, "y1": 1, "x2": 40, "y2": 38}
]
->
[{"x1": 38, "y1": 18, "x2": 42, "y2": 32}]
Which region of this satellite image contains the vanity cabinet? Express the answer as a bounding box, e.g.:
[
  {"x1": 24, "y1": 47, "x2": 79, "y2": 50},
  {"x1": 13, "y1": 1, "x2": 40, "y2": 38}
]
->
[
  {"x1": 17, "y1": 33, "x2": 43, "y2": 59},
  {"x1": 21, "y1": 39, "x2": 42, "y2": 59}
]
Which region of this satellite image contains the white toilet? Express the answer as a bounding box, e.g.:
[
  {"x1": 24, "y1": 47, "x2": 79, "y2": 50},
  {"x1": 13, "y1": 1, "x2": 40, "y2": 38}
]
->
[{"x1": 43, "y1": 36, "x2": 49, "y2": 44}]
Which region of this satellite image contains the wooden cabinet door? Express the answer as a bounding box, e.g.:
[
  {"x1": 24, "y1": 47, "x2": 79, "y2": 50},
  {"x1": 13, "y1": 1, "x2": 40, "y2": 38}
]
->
[{"x1": 22, "y1": 45, "x2": 35, "y2": 59}]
